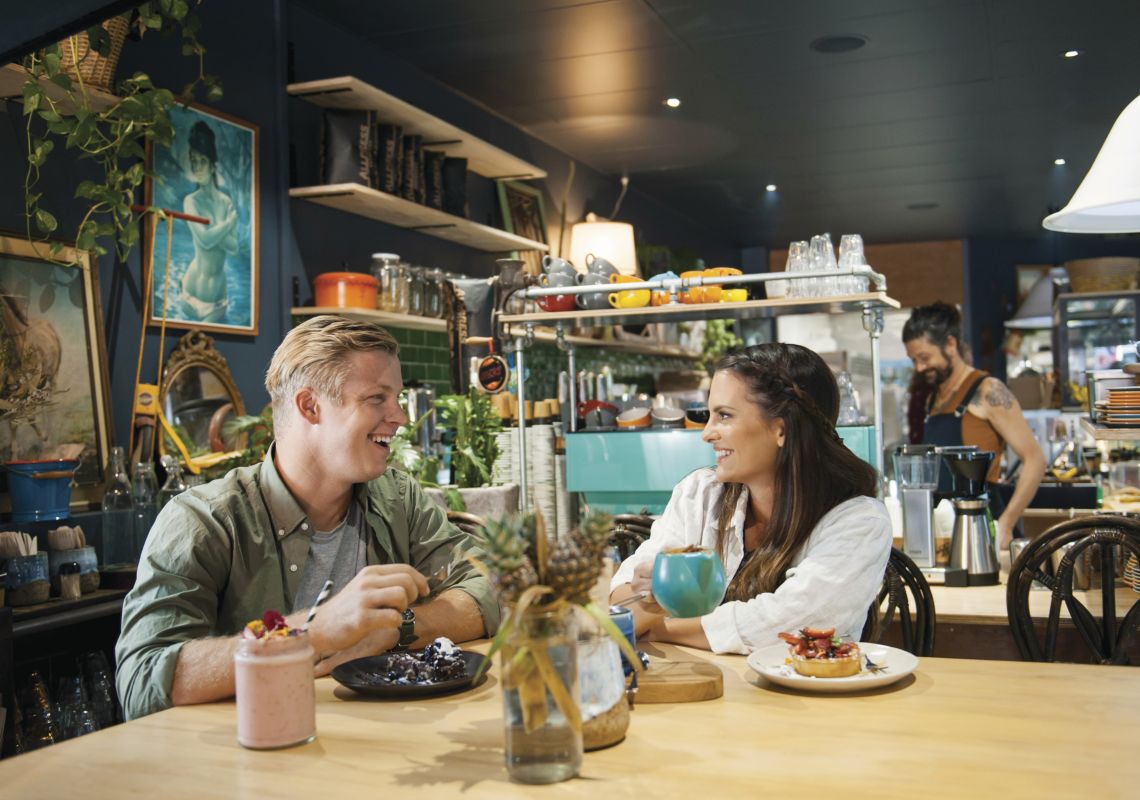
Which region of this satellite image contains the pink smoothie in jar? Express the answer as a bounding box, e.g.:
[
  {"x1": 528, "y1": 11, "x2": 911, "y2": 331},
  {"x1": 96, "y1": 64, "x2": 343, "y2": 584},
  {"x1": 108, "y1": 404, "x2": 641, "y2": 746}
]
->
[{"x1": 234, "y1": 631, "x2": 315, "y2": 749}]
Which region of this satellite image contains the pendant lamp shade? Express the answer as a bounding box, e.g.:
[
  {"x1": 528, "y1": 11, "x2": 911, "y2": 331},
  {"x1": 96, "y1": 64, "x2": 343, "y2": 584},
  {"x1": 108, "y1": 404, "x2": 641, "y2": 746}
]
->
[
  {"x1": 1005, "y1": 275, "x2": 1054, "y2": 329},
  {"x1": 1043, "y1": 94, "x2": 1140, "y2": 233},
  {"x1": 569, "y1": 214, "x2": 638, "y2": 276}
]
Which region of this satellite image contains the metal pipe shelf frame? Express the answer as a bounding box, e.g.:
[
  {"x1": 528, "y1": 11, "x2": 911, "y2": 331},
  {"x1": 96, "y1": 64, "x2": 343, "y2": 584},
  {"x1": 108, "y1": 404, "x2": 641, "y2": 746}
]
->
[{"x1": 499, "y1": 272, "x2": 901, "y2": 511}]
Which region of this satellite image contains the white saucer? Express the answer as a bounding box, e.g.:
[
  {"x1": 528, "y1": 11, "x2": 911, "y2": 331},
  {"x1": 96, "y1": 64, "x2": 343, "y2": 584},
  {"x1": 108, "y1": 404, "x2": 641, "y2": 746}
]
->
[{"x1": 747, "y1": 642, "x2": 918, "y2": 693}]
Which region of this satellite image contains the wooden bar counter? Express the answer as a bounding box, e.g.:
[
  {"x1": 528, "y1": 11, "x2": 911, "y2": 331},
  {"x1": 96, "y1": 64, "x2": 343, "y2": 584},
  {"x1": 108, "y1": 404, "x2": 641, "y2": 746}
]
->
[{"x1": 0, "y1": 642, "x2": 1134, "y2": 798}]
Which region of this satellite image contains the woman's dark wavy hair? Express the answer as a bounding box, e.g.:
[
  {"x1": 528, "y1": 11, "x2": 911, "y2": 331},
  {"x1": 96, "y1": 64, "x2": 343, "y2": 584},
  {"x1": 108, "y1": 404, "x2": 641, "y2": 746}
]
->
[{"x1": 713, "y1": 343, "x2": 879, "y2": 602}]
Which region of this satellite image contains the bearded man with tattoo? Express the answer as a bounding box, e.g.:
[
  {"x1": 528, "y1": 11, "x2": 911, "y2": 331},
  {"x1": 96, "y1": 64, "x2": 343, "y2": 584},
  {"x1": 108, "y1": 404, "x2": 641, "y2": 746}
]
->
[{"x1": 903, "y1": 302, "x2": 1045, "y2": 550}]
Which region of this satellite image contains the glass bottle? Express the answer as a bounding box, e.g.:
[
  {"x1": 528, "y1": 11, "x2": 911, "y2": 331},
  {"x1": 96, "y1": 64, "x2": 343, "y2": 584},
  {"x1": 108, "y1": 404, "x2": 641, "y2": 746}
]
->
[
  {"x1": 131, "y1": 462, "x2": 159, "y2": 560},
  {"x1": 159, "y1": 454, "x2": 189, "y2": 510},
  {"x1": 100, "y1": 446, "x2": 134, "y2": 568},
  {"x1": 394, "y1": 261, "x2": 411, "y2": 313},
  {"x1": 424, "y1": 267, "x2": 444, "y2": 318}
]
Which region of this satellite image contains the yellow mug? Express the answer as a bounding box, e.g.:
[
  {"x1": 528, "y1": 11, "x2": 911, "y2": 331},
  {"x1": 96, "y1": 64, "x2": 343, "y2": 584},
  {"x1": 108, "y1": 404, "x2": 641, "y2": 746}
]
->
[
  {"x1": 721, "y1": 288, "x2": 748, "y2": 303},
  {"x1": 703, "y1": 266, "x2": 743, "y2": 304},
  {"x1": 608, "y1": 274, "x2": 650, "y2": 309}
]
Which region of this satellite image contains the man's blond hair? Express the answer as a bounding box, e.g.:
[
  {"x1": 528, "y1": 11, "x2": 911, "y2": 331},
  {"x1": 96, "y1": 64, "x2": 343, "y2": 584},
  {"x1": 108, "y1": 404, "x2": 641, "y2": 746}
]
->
[{"x1": 265, "y1": 315, "x2": 399, "y2": 421}]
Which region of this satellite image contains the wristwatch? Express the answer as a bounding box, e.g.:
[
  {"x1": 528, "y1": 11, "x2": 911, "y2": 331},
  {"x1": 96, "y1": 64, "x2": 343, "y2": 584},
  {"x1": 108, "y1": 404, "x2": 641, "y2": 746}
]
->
[{"x1": 395, "y1": 608, "x2": 416, "y2": 651}]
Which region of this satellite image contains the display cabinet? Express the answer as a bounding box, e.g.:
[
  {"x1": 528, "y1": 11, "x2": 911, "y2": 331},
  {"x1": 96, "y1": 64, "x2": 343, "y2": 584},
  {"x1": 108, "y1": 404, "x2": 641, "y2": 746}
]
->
[{"x1": 1053, "y1": 290, "x2": 1140, "y2": 409}]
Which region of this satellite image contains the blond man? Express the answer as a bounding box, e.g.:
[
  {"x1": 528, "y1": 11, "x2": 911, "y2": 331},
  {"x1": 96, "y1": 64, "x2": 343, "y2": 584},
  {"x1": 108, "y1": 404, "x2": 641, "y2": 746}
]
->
[{"x1": 116, "y1": 316, "x2": 498, "y2": 719}]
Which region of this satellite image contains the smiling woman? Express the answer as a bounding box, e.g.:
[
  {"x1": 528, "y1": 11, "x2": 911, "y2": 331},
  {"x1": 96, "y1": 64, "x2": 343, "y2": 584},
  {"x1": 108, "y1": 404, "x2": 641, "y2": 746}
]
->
[{"x1": 609, "y1": 343, "x2": 891, "y2": 655}]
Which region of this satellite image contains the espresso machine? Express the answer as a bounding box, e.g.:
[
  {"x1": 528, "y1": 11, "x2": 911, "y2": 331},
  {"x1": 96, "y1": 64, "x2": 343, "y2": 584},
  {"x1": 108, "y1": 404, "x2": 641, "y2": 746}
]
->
[
  {"x1": 941, "y1": 447, "x2": 1000, "y2": 586},
  {"x1": 893, "y1": 445, "x2": 967, "y2": 585}
]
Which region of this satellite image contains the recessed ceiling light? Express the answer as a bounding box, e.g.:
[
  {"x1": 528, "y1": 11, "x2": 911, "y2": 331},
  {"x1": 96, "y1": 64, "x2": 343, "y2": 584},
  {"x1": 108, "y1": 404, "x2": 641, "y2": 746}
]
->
[
  {"x1": 906, "y1": 202, "x2": 939, "y2": 211},
  {"x1": 765, "y1": 184, "x2": 777, "y2": 192},
  {"x1": 664, "y1": 97, "x2": 681, "y2": 108},
  {"x1": 1054, "y1": 158, "x2": 1066, "y2": 166},
  {"x1": 1063, "y1": 49, "x2": 1080, "y2": 58},
  {"x1": 809, "y1": 34, "x2": 869, "y2": 54}
]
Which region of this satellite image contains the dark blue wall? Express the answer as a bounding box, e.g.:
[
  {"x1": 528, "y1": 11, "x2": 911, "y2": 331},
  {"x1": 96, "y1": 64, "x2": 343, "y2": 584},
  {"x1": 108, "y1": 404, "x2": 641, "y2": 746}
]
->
[
  {"x1": 2, "y1": 0, "x2": 732, "y2": 458},
  {"x1": 966, "y1": 233, "x2": 1140, "y2": 380}
]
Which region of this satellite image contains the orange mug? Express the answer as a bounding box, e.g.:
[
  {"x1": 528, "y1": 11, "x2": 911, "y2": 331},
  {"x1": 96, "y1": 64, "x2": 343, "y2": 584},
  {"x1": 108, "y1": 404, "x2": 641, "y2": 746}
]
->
[{"x1": 680, "y1": 270, "x2": 704, "y2": 303}]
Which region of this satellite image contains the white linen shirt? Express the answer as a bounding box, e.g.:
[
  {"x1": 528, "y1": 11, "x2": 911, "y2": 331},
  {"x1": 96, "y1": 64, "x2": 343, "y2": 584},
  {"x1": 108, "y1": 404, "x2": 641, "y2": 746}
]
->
[{"x1": 610, "y1": 468, "x2": 891, "y2": 654}]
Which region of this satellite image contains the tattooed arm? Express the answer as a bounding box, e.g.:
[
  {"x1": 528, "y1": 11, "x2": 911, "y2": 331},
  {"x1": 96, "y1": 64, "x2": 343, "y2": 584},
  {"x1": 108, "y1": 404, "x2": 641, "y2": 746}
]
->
[{"x1": 970, "y1": 378, "x2": 1045, "y2": 548}]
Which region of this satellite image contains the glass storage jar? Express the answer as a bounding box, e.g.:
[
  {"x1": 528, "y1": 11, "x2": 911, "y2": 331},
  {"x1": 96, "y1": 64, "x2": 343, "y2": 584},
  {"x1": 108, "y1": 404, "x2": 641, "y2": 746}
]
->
[
  {"x1": 371, "y1": 252, "x2": 401, "y2": 311},
  {"x1": 424, "y1": 267, "x2": 444, "y2": 318},
  {"x1": 408, "y1": 266, "x2": 426, "y2": 316}
]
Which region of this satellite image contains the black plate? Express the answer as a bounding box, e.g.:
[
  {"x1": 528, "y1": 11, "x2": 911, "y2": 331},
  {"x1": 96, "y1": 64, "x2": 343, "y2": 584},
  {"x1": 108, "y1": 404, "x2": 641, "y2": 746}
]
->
[{"x1": 331, "y1": 650, "x2": 488, "y2": 699}]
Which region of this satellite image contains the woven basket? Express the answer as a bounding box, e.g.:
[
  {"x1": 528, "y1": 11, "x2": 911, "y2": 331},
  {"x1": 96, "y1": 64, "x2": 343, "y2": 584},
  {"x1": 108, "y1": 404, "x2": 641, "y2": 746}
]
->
[
  {"x1": 57, "y1": 15, "x2": 129, "y2": 92},
  {"x1": 1065, "y1": 257, "x2": 1140, "y2": 293}
]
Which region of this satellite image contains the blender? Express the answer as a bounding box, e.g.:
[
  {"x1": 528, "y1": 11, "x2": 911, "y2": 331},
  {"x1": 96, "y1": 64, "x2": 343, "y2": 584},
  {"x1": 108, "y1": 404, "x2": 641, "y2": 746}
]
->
[
  {"x1": 941, "y1": 447, "x2": 1000, "y2": 586},
  {"x1": 892, "y1": 445, "x2": 939, "y2": 568}
]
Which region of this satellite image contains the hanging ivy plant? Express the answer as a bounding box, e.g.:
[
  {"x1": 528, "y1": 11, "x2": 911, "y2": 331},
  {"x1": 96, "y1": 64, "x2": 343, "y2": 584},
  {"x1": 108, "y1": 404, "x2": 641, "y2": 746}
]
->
[{"x1": 21, "y1": 1, "x2": 222, "y2": 263}]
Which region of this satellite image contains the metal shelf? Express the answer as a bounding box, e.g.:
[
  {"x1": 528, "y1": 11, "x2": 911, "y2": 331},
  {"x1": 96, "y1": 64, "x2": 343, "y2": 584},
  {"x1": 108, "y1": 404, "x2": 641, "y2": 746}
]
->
[
  {"x1": 500, "y1": 291, "x2": 900, "y2": 328},
  {"x1": 509, "y1": 326, "x2": 699, "y2": 359},
  {"x1": 287, "y1": 75, "x2": 545, "y2": 180},
  {"x1": 291, "y1": 306, "x2": 447, "y2": 333},
  {"x1": 289, "y1": 183, "x2": 549, "y2": 253}
]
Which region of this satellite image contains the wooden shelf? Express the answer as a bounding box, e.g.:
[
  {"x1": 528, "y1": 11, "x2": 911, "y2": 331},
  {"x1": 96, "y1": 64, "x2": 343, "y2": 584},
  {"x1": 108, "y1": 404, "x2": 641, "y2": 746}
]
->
[
  {"x1": 289, "y1": 183, "x2": 549, "y2": 253},
  {"x1": 0, "y1": 63, "x2": 118, "y2": 113},
  {"x1": 288, "y1": 76, "x2": 545, "y2": 180},
  {"x1": 508, "y1": 325, "x2": 699, "y2": 359},
  {"x1": 1080, "y1": 416, "x2": 1140, "y2": 441},
  {"x1": 291, "y1": 306, "x2": 447, "y2": 333},
  {"x1": 500, "y1": 291, "x2": 900, "y2": 328}
]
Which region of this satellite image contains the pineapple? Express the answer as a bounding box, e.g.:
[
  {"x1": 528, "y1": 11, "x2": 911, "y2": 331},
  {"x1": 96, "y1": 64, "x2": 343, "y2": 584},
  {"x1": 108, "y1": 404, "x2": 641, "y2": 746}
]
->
[
  {"x1": 477, "y1": 514, "x2": 538, "y2": 605},
  {"x1": 546, "y1": 511, "x2": 613, "y2": 604}
]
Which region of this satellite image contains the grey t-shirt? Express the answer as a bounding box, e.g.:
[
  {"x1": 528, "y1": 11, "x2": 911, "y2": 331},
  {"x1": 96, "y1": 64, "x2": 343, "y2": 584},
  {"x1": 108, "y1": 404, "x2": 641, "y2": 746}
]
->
[{"x1": 293, "y1": 502, "x2": 367, "y2": 610}]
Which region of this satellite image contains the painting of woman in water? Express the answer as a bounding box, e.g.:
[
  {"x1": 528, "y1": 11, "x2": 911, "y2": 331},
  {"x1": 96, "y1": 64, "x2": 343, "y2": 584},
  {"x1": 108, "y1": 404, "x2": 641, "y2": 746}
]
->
[{"x1": 145, "y1": 104, "x2": 259, "y2": 335}]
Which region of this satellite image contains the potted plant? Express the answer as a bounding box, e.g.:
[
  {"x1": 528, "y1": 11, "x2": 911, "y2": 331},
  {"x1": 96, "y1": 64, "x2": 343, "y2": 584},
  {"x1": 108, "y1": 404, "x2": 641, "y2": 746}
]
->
[
  {"x1": 472, "y1": 510, "x2": 641, "y2": 783},
  {"x1": 20, "y1": 1, "x2": 222, "y2": 263},
  {"x1": 397, "y1": 387, "x2": 519, "y2": 517}
]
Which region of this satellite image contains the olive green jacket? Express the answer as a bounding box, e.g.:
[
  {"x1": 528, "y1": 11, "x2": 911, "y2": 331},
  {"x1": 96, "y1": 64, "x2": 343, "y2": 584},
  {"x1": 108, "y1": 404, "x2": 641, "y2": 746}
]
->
[{"x1": 115, "y1": 450, "x2": 499, "y2": 720}]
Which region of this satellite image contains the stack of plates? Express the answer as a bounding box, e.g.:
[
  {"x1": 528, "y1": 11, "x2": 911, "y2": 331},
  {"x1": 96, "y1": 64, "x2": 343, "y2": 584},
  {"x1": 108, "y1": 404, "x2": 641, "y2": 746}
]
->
[
  {"x1": 1100, "y1": 386, "x2": 1140, "y2": 426},
  {"x1": 528, "y1": 425, "x2": 559, "y2": 539},
  {"x1": 554, "y1": 451, "x2": 574, "y2": 539},
  {"x1": 492, "y1": 429, "x2": 519, "y2": 488}
]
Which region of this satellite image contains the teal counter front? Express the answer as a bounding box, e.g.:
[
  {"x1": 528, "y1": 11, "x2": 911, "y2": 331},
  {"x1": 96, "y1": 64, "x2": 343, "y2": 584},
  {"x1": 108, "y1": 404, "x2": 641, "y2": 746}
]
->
[{"x1": 565, "y1": 426, "x2": 878, "y2": 514}]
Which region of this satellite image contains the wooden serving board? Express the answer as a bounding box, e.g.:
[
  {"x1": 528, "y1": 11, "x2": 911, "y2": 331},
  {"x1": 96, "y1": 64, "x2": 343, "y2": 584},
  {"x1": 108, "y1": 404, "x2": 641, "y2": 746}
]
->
[{"x1": 636, "y1": 661, "x2": 724, "y2": 703}]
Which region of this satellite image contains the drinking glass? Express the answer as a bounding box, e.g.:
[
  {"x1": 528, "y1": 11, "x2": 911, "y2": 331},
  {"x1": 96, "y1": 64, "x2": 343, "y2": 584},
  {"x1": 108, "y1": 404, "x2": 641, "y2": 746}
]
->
[
  {"x1": 808, "y1": 233, "x2": 838, "y2": 297},
  {"x1": 838, "y1": 233, "x2": 869, "y2": 294},
  {"x1": 785, "y1": 241, "x2": 809, "y2": 298}
]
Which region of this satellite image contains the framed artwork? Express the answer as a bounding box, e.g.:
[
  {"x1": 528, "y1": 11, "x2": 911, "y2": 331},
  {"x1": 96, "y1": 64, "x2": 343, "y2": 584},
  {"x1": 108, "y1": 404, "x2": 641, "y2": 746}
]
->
[
  {"x1": 496, "y1": 180, "x2": 548, "y2": 276},
  {"x1": 145, "y1": 103, "x2": 259, "y2": 335},
  {"x1": 0, "y1": 233, "x2": 112, "y2": 505}
]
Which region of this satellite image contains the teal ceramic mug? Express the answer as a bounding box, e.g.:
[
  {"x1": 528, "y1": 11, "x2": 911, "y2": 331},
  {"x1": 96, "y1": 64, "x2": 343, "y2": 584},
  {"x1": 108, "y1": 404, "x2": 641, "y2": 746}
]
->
[{"x1": 651, "y1": 547, "x2": 727, "y2": 618}]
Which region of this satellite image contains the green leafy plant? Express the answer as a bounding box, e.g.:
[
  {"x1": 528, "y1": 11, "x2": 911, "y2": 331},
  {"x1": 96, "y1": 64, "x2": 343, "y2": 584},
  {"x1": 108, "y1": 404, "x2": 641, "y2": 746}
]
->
[
  {"x1": 388, "y1": 409, "x2": 442, "y2": 487},
  {"x1": 199, "y1": 404, "x2": 273, "y2": 480},
  {"x1": 435, "y1": 387, "x2": 502, "y2": 489},
  {"x1": 21, "y1": 1, "x2": 222, "y2": 263},
  {"x1": 698, "y1": 319, "x2": 742, "y2": 373}
]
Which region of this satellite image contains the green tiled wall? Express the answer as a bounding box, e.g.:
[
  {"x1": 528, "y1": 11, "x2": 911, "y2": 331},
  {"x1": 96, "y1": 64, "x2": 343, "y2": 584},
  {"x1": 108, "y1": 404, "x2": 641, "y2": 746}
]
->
[
  {"x1": 388, "y1": 327, "x2": 452, "y2": 396},
  {"x1": 523, "y1": 341, "x2": 696, "y2": 400}
]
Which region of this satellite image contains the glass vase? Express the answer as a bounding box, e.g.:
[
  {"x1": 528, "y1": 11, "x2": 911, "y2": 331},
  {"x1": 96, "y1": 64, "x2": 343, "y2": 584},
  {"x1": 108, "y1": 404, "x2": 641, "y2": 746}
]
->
[{"x1": 500, "y1": 605, "x2": 581, "y2": 784}]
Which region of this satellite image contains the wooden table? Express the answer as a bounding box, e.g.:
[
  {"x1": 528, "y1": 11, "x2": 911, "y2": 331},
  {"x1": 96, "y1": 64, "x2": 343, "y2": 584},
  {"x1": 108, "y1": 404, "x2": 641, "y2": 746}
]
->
[
  {"x1": 1, "y1": 643, "x2": 1135, "y2": 798},
  {"x1": 899, "y1": 577, "x2": 1140, "y2": 661}
]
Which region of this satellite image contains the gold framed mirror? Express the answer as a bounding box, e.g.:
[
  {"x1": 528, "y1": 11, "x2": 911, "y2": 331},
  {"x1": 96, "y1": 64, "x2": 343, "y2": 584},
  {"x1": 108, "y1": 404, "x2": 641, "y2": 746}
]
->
[{"x1": 159, "y1": 331, "x2": 245, "y2": 459}]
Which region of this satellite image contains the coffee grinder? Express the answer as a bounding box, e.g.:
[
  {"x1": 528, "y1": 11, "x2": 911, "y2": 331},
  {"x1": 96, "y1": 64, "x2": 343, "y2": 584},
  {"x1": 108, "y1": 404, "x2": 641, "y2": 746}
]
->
[{"x1": 941, "y1": 447, "x2": 1000, "y2": 586}]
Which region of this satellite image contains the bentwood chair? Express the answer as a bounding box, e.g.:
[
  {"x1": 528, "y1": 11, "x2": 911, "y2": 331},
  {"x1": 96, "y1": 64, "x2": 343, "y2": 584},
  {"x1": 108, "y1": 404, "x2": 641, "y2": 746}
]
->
[
  {"x1": 609, "y1": 514, "x2": 655, "y2": 562},
  {"x1": 447, "y1": 510, "x2": 486, "y2": 537},
  {"x1": 1006, "y1": 515, "x2": 1140, "y2": 664},
  {"x1": 862, "y1": 547, "x2": 936, "y2": 657}
]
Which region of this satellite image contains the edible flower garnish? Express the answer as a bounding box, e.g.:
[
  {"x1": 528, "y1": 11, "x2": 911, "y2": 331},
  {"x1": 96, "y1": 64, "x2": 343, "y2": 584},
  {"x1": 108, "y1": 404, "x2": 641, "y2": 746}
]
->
[{"x1": 242, "y1": 609, "x2": 298, "y2": 639}]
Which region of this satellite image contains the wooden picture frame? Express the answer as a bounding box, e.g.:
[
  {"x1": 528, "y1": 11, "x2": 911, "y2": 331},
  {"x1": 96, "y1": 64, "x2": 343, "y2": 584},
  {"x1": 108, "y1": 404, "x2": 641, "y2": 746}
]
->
[
  {"x1": 496, "y1": 180, "x2": 548, "y2": 276},
  {"x1": 144, "y1": 103, "x2": 259, "y2": 335},
  {"x1": 0, "y1": 233, "x2": 113, "y2": 507}
]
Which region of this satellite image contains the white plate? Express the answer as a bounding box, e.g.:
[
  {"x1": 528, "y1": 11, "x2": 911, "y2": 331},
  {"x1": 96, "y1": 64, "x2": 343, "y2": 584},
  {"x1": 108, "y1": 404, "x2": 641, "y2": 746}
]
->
[{"x1": 747, "y1": 642, "x2": 918, "y2": 693}]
